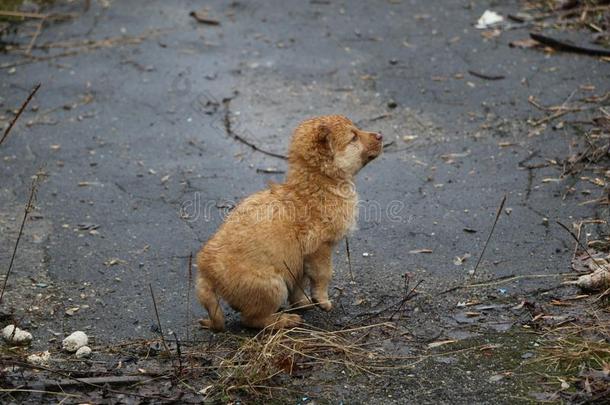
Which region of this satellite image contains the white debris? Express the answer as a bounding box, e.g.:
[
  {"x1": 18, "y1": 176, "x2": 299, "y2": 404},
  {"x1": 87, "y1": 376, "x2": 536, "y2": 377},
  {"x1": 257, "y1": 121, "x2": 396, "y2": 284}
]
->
[
  {"x1": 62, "y1": 331, "x2": 88, "y2": 352},
  {"x1": 75, "y1": 346, "x2": 92, "y2": 358},
  {"x1": 475, "y1": 10, "x2": 504, "y2": 29},
  {"x1": 576, "y1": 269, "x2": 610, "y2": 291},
  {"x1": 2, "y1": 325, "x2": 33, "y2": 345},
  {"x1": 362, "y1": 252, "x2": 370, "y2": 257},
  {"x1": 27, "y1": 351, "x2": 51, "y2": 366}
]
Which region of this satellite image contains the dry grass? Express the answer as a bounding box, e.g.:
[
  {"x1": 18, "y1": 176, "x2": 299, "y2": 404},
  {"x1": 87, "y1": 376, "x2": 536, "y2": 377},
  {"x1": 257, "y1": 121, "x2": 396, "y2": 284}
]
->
[
  {"x1": 214, "y1": 322, "x2": 401, "y2": 397},
  {"x1": 530, "y1": 310, "x2": 610, "y2": 400}
]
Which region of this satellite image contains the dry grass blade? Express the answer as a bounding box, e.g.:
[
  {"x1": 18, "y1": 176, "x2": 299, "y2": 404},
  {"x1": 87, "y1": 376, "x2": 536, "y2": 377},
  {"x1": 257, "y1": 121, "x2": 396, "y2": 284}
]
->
[{"x1": 0, "y1": 171, "x2": 44, "y2": 304}]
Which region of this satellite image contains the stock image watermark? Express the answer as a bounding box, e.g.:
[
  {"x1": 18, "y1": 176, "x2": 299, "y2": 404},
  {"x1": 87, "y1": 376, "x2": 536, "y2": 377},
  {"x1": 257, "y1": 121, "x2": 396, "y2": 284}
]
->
[{"x1": 180, "y1": 192, "x2": 407, "y2": 224}]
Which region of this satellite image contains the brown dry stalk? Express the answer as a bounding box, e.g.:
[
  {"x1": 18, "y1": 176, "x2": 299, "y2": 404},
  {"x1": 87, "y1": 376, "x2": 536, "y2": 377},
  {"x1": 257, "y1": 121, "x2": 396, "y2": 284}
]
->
[
  {"x1": 470, "y1": 194, "x2": 507, "y2": 279},
  {"x1": 0, "y1": 172, "x2": 43, "y2": 304},
  {"x1": 0, "y1": 83, "x2": 41, "y2": 146}
]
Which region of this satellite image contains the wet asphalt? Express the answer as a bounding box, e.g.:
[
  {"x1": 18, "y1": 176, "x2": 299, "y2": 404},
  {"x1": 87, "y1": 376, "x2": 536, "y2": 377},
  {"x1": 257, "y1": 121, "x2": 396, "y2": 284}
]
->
[{"x1": 1, "y1": 0, "x2": 609, "y2": 402}]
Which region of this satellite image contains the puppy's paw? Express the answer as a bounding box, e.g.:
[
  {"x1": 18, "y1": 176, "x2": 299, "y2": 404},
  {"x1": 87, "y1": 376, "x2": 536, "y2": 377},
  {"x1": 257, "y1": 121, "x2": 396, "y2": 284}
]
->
[
  {"x1": 317, "y1": 299, "x2": 333, "y2": 312},
  {"x1": 277, "y1": 313, "x2": 302, "y2": 328},
  {"x1": 199, "y1": 318, "x2": 225, "y2": 332},
  {"x1": 199, "y1": 318, "x2": 213, "y2": 328}
]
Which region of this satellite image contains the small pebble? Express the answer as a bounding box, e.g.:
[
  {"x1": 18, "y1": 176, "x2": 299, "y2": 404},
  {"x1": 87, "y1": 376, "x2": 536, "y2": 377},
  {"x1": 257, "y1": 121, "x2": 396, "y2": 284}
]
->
[
  {"x1": 75, "y1": 346, "x2": 92, "y2": 358},
  {"x1": 2, "y1": 325, "x2": 33, "y2": 345},
  {"x1": 62, "y1": 331, "x2": 88, "y2": 352}
]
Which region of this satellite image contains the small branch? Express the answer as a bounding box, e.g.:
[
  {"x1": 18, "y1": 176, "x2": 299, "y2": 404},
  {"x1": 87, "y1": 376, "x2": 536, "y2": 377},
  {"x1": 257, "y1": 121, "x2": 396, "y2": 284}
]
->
[
  {"x1": 186, "y1": 253, "x2": 192, "y2": 342},
  {"x1": 5, "y1": 361, "x2": 173, "y2": 400},
  {"x1": 0, "y1": 172, "x2": 43, "y2": 304},
  {"x1": 0, "y1": 83, "x2": 41, "y2": 147},
  {"x1": 467, "y1": 70, "x2": 505, "y2": 81},
  {"x1": 355, "y1": 279, "x2": 423, "y2": 323},
  {"x1": 441, "y1": 273, "x2": 566, "y2": 294},
  {"x1": 556, "y1": 221, "x2": 605, "y2": 272},
  {"x1": 25, "y1": 18, "x2": 45, "y2": 55},
  {"x1": 148, "y1": 284, "x2": 170, "y2": 354},
  {"x1": 345, "y1": 237, "x2": 354, "y2": 282},
  {"x1": 171, "y1": 331, "x2": 183, "y2": 376},
  {"x1": 0, "y1": 10, "x2": 47, "y2": 19},
  {"x1": 470, "y1": 194, "x2": 506, "y2": 279},
  {"x1": 530, "y1": 33, "x2": 610, "y2": 57},
  {"x1": 222, "y1": 98, "x2": 287, "y2": 160},
  {"x1": 40, "y1": 375, "x2": 151, "y2": 387}
]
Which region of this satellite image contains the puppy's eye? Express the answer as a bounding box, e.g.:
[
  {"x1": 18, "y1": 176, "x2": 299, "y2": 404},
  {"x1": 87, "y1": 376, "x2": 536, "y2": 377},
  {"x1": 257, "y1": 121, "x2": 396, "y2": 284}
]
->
[{"x1": 350, "y1": 132, "x2": 358, "y2": 142}]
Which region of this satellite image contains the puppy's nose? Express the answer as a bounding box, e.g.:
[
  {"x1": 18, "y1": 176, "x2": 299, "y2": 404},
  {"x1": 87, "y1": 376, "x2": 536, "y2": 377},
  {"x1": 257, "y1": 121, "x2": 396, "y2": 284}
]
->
[{"x1": 374, "y1": 132, "x2": 383, "y2": 141}]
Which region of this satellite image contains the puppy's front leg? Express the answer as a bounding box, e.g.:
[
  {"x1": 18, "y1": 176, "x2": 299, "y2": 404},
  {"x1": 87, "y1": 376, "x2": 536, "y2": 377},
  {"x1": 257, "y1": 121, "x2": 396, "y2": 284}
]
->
[{"x1": 305, "y1": 242, "x2": 334, "y2": 311}]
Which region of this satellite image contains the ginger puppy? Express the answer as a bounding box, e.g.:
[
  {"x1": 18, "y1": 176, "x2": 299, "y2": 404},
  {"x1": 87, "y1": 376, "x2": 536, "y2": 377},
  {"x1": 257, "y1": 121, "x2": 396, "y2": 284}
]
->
[{"x1": 196, "y1": 115, "x2": 382, "y2": 331}]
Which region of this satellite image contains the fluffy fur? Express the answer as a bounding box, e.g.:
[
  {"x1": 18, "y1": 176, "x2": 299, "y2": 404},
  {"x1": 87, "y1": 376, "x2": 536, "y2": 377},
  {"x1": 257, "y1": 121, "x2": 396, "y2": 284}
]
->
[{"x1": 196, "y1": 115, "x2": 382, "y2": 331}]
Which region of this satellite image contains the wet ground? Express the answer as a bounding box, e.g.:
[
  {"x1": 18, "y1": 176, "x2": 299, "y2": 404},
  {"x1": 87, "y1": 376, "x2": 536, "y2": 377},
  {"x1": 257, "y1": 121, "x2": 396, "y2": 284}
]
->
[{"x1": 1, "y1": 0, "x2": 609, "y2": 403}]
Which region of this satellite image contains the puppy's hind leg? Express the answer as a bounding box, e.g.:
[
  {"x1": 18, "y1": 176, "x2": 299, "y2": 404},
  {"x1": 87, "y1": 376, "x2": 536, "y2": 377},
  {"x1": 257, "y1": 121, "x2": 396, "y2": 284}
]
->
[
  {"x1": 196, "y1": 275, "x2": 225, "y2": 332},
  {"x1": 240, "y1": 275, "x2": 302, "y2": 329}
]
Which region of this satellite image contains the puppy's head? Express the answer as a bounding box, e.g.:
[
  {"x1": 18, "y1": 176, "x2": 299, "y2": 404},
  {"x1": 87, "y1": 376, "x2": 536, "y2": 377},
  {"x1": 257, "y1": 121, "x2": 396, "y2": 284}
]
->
[{"x1": 288, "y1": 115, "x2": 382, "y2": 179}]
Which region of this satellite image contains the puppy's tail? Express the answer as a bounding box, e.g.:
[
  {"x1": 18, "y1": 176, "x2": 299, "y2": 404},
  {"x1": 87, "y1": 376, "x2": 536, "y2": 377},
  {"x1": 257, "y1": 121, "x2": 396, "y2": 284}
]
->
[{"x1": 196, "y1": 272, "x2": 225, "y2": 332}]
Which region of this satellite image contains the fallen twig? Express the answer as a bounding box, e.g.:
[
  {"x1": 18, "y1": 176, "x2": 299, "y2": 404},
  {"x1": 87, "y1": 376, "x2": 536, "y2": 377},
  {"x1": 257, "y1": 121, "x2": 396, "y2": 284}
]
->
[
  {"x1": 530, "y1": 33, "x2": 610, "y2": 57},
  {"x1": 356, "y1": 279, "x2": 423, "y2": 323},
  {"x1": 40, "y1": 375, "x2": 151, "y2": 387},
  {"x1": 467, "y1": 70, "x2": 505, "y2": 80},
  {"x1": 0, "y1": 10, "x2": 47, "y2": 19},
  {"x1": 256, "y1": 168, "x2": 285, "y2": 174},
  {"x1": 442, "y1": 273, "x2": 568, "y2": 293},
  {"x1": 186, "y1": 253, "x2": 193, "y2": 342},
  {"x1": 557, "y1": 221, "x2": 606, "y2": 272},
  {"x1": 5, "y1": 361, "x2": 174, "y2": 400},
  {"x1": 222, "y1": 97, "x2": 287, "y2": 160},
  {"x1": 345, "y1": 237, "x2": 354, "y2": 282},
  {"x1": 189, "y1": 10, "x2": 221, "y2": 25},
  {"x1": 470, "y1": 194, "x2": 506, "y2": 278},
  {"x1": 0, "y1": 83, "x2": 41, "y2": 147},
  {"x1": 25, "y1": 18, "x2": 45, "y2": 55},
  {"x1": 148, "y1": 284, "x2": 170, "y2": 354},
  {"x1": 0, "y1": 172, "x2": 43, "y2": 304}
]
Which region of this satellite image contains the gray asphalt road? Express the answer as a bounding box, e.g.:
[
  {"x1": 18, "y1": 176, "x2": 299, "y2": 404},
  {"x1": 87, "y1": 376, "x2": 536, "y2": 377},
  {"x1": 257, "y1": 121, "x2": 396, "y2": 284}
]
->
[{"x1": 1, "y1": 0, "x2": 609, "y2": 403}]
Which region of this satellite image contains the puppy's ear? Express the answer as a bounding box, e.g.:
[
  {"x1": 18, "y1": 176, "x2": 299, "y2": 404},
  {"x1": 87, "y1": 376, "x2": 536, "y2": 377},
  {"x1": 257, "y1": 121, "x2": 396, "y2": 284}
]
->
[{"x1": 315, "y1": 124, "x2": 333, "y2": 153}]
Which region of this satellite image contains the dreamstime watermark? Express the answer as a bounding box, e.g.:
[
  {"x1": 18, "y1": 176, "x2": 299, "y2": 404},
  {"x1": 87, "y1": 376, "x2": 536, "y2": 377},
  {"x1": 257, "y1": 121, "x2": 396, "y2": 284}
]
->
[{"x1": 179, "y1": 193, "x2": 407, "y2": 224}]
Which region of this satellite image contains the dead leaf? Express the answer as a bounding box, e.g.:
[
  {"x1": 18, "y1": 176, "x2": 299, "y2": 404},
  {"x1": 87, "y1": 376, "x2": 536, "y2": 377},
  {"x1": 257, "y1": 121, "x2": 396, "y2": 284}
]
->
[
  {"x1": 453, "y1": 253, "x2": 471, "y2": 265},
  {"x1": 104, "y1": 258, "x2": 124, "y2": 266},
  {"x1": 440, "y1": 151, "x2": 470, "y2": 163},
  {"x1": 509, "y1": 38, "x2": 541, "y2": 49}
]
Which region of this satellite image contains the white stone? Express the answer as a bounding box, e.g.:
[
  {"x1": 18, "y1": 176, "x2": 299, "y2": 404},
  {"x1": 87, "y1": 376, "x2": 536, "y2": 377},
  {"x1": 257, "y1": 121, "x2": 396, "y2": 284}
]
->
[
  {"x1": 75, "y1": 346, "x2": 92, "y2": 358},
  {"x1": 27, "y1": 351, "x2": 51, "y2": 365},
  {"x1": 62, "y1": 331, "x2": 88, "y2": 352},
  {"x1": 2, "y1": 325, "x2": 33, "y2": 345}
]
